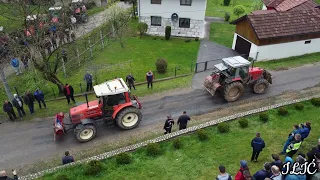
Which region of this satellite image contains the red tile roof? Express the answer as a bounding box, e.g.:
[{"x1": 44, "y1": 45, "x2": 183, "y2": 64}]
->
[
  {"x1": 251, "y1": 10, "x2": 277, "y2": 14},
  {"x1": 231, "y1": 9, "x2": 320, "y2": 39},
  {"x1": 288, "y1": 0, "x2": 318, "y2": 11},
  {"x1": 262, "y1": 0, "x2": 317, "y2": 10}
]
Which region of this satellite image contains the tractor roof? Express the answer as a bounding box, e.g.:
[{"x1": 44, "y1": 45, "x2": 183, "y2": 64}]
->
[
  {"x1": 26, "y1": 15, "x2": 37, "y2": 21},
  {"x1": 49, "y1": 7, "x2": 62, "y2": 10},
  {"x1": 72, "y1": 0, "x2": 83, "y2": 3},
  {"x1": 93, "y1": 78, "x2": 129, "y2": 97},
  {"x1": 222, "y1": 56, "x2": 251, "y2": 68}
]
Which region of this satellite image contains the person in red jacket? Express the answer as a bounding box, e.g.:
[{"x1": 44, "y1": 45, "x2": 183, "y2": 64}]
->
[{"x1": 235, "y1": 160, "x2": 249, "y2": 180}]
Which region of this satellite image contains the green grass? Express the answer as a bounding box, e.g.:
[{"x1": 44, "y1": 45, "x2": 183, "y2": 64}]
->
[
  {"x1": 210, "y1": 22, "x2": 235, "y2": 48},
  {"x1": 86, "y1": 6, "x2": 108, "y2": 16},
  {"x1": 255, "y1": 52, "x2": 320, "y2": 70},
  {"x1": 40, "y1": 100, "x2": 320, "y2": 180},
  {"x1": 206, "y1": 0, "x2": 262, "y2": 21}
]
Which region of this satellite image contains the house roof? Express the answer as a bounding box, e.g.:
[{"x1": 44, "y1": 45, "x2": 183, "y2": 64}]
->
[
  {"x1": 288, "y1": 0, "x2": 318, "y2": 11},
  {"x1": 262, "y1": 0, "x2": 317, "y2": 11},
  {"x1": 231, "y1": 9, "x2": 320, "y2": 39},
  {"x1": 276, "y1": 0, "x2": 309, "y2": 11},
  {"x1": 250, "y1": 10, "x2": 277, "y2": 14}
]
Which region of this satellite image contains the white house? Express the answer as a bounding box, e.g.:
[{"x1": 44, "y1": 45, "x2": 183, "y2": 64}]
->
[
  {"x1": 230, "y1": 8, "x2": 320, "y2": 61},
  {"x1": 137, "y1": 0, "x2": 207, "y2": 38}
]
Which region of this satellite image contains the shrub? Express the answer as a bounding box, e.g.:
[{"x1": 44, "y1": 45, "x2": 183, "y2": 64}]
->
[
  {"x1": 278, "y1": 107, "x2": 289, "y2": 116},
  {"x1": 165, "y1": 26, "x2": 171, "y2": 40},
  {"x1": 197, "y1": 129, "x2": 209, "y2": 141},
  {"x1": 184, "y1": 39, "x2": 191, "y2": 42},
  {"x1": 238, "y1": 118, "x2": 249, "y2": 128},
  {"x1": 223, "y1": 0, "x2": 231, "y2": 6},
  {"x1": 54, "y1": 174, "x2": 69, "y2": 180},
  {"x1": 146, "y1": 143, "x2": 161, "y2": 156},
  {"x1": 155, "y1": 58, "x2": 168, "y2": 73},
  {"x1": 294, "y1": 103, "x2": 304, "y2": 110},
  {"x1": 137, "y1": 22, "x2": 148, "y2": 38},
  {"x1": 224, "y1": 12, "x2": 231, "y2": 21},
  {"x1": 115, "y1": 152, "x2": 132, "y2": 165},
  {"x1": 233, "y1": 5, "x2": 245, "y2": 17},
  {"x1": 218, "y1": 122, "x2": 230, "y2": 133},
  {"x1": 86, "y1": 1, "x2": 96, "y2": 9},
  {"x1": 311, "y1": 98, "x2": 320, "y2": 106},
  {"x1": 173, "y1": 138, "x2": 183, "y2": 149},
  {"x1": 153, "y1": 37, "x2": 157, "y2": 40},
  {"x1": 84, "y1": 160, "x2": 103, "y2": 175},
  {"x1": 259, "y1": 112, "x2": 269, "y2": 122},
  {"x1": 195, "y1": 37, "x2": 199, "y2": 41}
]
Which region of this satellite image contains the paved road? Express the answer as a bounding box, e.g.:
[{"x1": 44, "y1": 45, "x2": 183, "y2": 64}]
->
[{"x1": 1, "y1": 64, "x2": 320, "y2": 170}]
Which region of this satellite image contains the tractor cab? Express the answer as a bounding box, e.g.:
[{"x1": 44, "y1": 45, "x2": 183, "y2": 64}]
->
[
  {"x1": 48, "y1": 6, "x2": 62, "y2": 23},
  {"x1": 71, "y1": 0, "x2": 87, "y2": 23},
  {"x1": 204, "y1": 56, "x2": 272, "y2": 102}
]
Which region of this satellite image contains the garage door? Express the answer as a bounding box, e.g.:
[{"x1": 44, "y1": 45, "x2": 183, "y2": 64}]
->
[{"x1": 235, "y1": 35, "x2": 251, "y2": 58}]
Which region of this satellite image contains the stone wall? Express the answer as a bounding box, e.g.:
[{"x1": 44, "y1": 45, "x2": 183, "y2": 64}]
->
[
  {"x1": 18, "y1": 94, "x2": 320, "y2": 180},
  {"x1": 139, "y1": 16, "x2": 204, "y2": 38}
]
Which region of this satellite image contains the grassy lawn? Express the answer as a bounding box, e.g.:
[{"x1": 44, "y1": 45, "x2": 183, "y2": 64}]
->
[
  {"x1": 255, "y1": 52, "x2": 320, "y2": 70},
  {"x1": 40, "y1": 100, "x2": 320, "y2": 180},
  {"x1": 210, "y1": 22, "x2": 235, "y2": 48},
  {"x1": 206, "y1": 0, "x2": 262, "y2": 21}
]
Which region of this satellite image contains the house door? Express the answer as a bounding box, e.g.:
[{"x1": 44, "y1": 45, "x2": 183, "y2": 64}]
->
[{"x1": 235, "y1": 35, "x2": 251, "y2": 58}]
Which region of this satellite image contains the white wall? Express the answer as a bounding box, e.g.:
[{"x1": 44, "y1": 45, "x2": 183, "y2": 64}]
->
[
  {"x1": 232, "y1": 33, "x2": 237, "y2": 49},
  {"x1": 138, "y1": 0, "x2": 206, "y2": 20}
]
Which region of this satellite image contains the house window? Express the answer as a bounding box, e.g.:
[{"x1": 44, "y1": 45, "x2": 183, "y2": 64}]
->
[
  {"x1": 151, "y1": 16, "x2": 161, "y2": 26},
  {"x1": 179, "y1": 18, "x2": 190, "y2": 28},
  {"x1": 180, "y1": 0, "x2": 192, "y2": 6},
  {"x1": 151, "y1": 0, "x2": 161, "y2": 4},
  {"x1": 304, "y1": 40, "x2": 311, "y2": 44}
]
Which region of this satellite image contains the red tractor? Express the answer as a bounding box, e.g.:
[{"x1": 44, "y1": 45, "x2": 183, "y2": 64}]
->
[
  {"x1": 203, "y1": 56, "x2": 272, "y2": 102},
  {"x1": 54, "y1": 78, "x2": 142, "y2": 143}
]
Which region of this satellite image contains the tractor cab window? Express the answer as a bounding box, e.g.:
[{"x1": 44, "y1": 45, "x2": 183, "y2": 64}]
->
[
  {"x1": 105, "y1": 93, "x2": 126, "y2": 106},
  {"x1": 227, "y1": 67, "x2": 236, "y2": 77},
  {"x1": 239, "y1": 66, "x2": 249, "y2": 79}
]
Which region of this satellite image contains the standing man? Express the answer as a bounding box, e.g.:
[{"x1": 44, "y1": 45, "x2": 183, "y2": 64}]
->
[
  {"x1": 146, "y1": 70, "x2": 154, "y2": 89},
  {"x1": 3, "y1": 100, "x2": 17, "y2": 121},
  {"x1": 286, "y1": 134, "x2": 302, "y2": 157},
  {"x1": 84, "y1": 71, "x2": 93, "y2": 92},
  {"x1": 34, "y1": 88, "x2": 46, "y2": 109},
  {"x1": 12, "y1": 94, "x2": 26, "y2": 118},
  {"x1": 63, "y1": 83, "x2": 76, "y2": 104},
  {"x1": 24, "y1": 90, "x2": 35, "y2": 114},
  {"x1": 251, "y1": 132, "x2": 265, "y2": 162},
  {"x1": 62, "y1": 49, "x2": 67, "y2": 63},
  {"x1": 126, "y1": 73, "x2": 136, "y2": 90},
  {"x1": 177, "y1": 111, "x2": 190, "y2": 130},
  {"x1": 163, "y1": 115, "x2": 174, "y2": 134},
  {"x1": 10, "y1": 58, "x2": 20, "y2": 75}
]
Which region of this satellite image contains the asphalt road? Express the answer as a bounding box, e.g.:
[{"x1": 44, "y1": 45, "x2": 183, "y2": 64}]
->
[{"x1": 1, "y1": 64, "x2": 320, "y2": 171}]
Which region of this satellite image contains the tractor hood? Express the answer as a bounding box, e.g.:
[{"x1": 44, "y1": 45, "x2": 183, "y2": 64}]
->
[
  {"x1": 70, "y1": 100, "x2": 99, "y2": 116},
  {"x1": 214, "y1": 63, "x2": 228, "y2": 71}
]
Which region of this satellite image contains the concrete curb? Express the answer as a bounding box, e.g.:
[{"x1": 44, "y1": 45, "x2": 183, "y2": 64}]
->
[{"x1": 19, "y1": 95, "x2": 320, "y2": 180}]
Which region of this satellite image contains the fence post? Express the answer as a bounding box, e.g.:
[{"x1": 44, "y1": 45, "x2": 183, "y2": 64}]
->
[
  {"x1": 204, "y1": 62, "x2": 208, "y2": 72},
  {"x1": 195, "y1": 63, "x2": 198, "y2": 73},
  {"x1": 88, "y1": 38, "x2": 93, "y2": 59},
  {"x1": 100, "y1": 30, "x2": 104, "y2": 49},
  {"x1": 255, "y1": 52, "x2": 259, "y2": 61},
  {"x1": 76, "y1": 45, "x2": 80, "y2": 67},
  {"x1": 62, "y1": 58, "x2": 67, "y2": 78},
  {"x1": 52, "y1": 88, "x2": 56, "y2": 99}
]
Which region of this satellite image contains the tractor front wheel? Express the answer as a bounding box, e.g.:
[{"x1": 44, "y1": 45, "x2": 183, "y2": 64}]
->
[
  {"x1": 115, "y1": 107, "x2": 142, "y2": 130},
  {"x1": 253, "y1": 79, "x2": 269, "y2": 94},
  {"x1": 224, "y1": 81, "x2": 244, "y2": 102},
  {"x1": 74, "y1": 124, "x2": 97, "y2": 143}
]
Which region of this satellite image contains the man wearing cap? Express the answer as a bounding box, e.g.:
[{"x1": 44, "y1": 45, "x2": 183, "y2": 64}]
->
[
  {"x1": 235, "y1": 160, "x2": 249, "y2": 180},
  {"x1": 163, "y1": 115, "x2": 174, "y2": 134},
  {"x1": 12, "y1": 94, "x2": 26, "y2": 118}
]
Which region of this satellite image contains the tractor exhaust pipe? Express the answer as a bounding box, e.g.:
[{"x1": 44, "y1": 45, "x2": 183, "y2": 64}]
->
[{"x1": 84, "y1": 93, "x2": 89, "y2": 108}]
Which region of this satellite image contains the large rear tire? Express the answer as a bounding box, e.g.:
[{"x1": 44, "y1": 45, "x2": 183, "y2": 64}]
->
[
  {"x1": 74, "y1": 124, "x2": 97, "y2": 143},
  {"x1": 253, "y1": 79, "x2": 269, "y2": 94},
  {"x1": 224, "y1": 81, "x2": 244, "y2": 102},
  {"x1": 115, "y1": 107, "x2": 142, "y2": 130}
]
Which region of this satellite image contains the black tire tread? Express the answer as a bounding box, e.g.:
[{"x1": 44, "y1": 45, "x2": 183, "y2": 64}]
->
[
  {"x1": 223, "y1": 81, "x2": 244, "y2": 102},
  {"x1": 253, "y1": 78, "x2": 269, "y2": 94}
]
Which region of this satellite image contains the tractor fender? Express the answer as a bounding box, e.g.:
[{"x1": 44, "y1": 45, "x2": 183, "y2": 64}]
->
[
  {"x1": 112, "y1": 104, "x2": 134, "y2": 119},
  {"x1": 80, "y1": 118, "x2": 97, "y2": 126}
]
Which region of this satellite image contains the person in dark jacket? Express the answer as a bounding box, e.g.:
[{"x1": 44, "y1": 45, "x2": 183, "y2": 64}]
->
[
  {"x1": 235, "y1": 160, "x2": 249, "y2": 180},
  {"x1": 253, "y1": 162, "x2": 272, "y2": 180},
  {"x1": 271, "y1": 154, "x2": 282, "y2": 169},
  {"x1": 299, "y1": 122, "x2": 311, "y2": 141},
  {"x1": 0, "y1": 170, "x2": 18, "y2": 180},
  {"x1": 306, "y1": 139, "x2": 320, "y2": 179},
  {"x1": 163, "y1": 115, "x2": 174, "y2": 134},
  {"x1": 286, "y1": 134, "x2": 302, "y2": 158},
  {"x1": 63, "y1": 83, "x2": 76, "y2": 104},
  {"x1": 177, "y1": 111, "x2": 190, "y2": 130},
  {"x1": 24, "y1": 90, "x2": 35, "y2": 114},
  {"x1": 62, "y1": 151, "x2": 74, "y2": 165},
  {"x1": 34, "y1": 88, "x2": 46, "y2": 109},
  {"x1": 146, "y1": 70, "x2": 154, "y2": 89},
  {"x1": 12, "y1": 94, "x2": 26, "y2": 118},
  {"x1": 126, "y1": 73, "x2": 136, "y2": 90},
  {"x1": 251, "y1": 132, "x2": 265, "y2": 162},
  {"x1": 3, "y1": 100, "x2": 16, "y2": 121},
  {"x1": 280, "y1": 124, "x2": 300, "y2": 155},
  {"x1": 84, "y1": 71, "x2": 93, "y2": 92},
  {"x1": 243, "y1": 170, "x2": 255, "y2": 180}
]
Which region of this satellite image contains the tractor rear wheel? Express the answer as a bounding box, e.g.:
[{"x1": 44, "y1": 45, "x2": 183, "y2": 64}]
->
[
  {"x1": 224, "y1": 81, "x2": 244, "y2": 102},
  {"x1": 253, "y1": 79, "x2": 269, "y2": 94},
  {"x1": 74, "y1": 124, "x2": 97, "y2": 143},
  {"x1": 115, "y1": 107, "x2": 142, "y2": 130}
]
